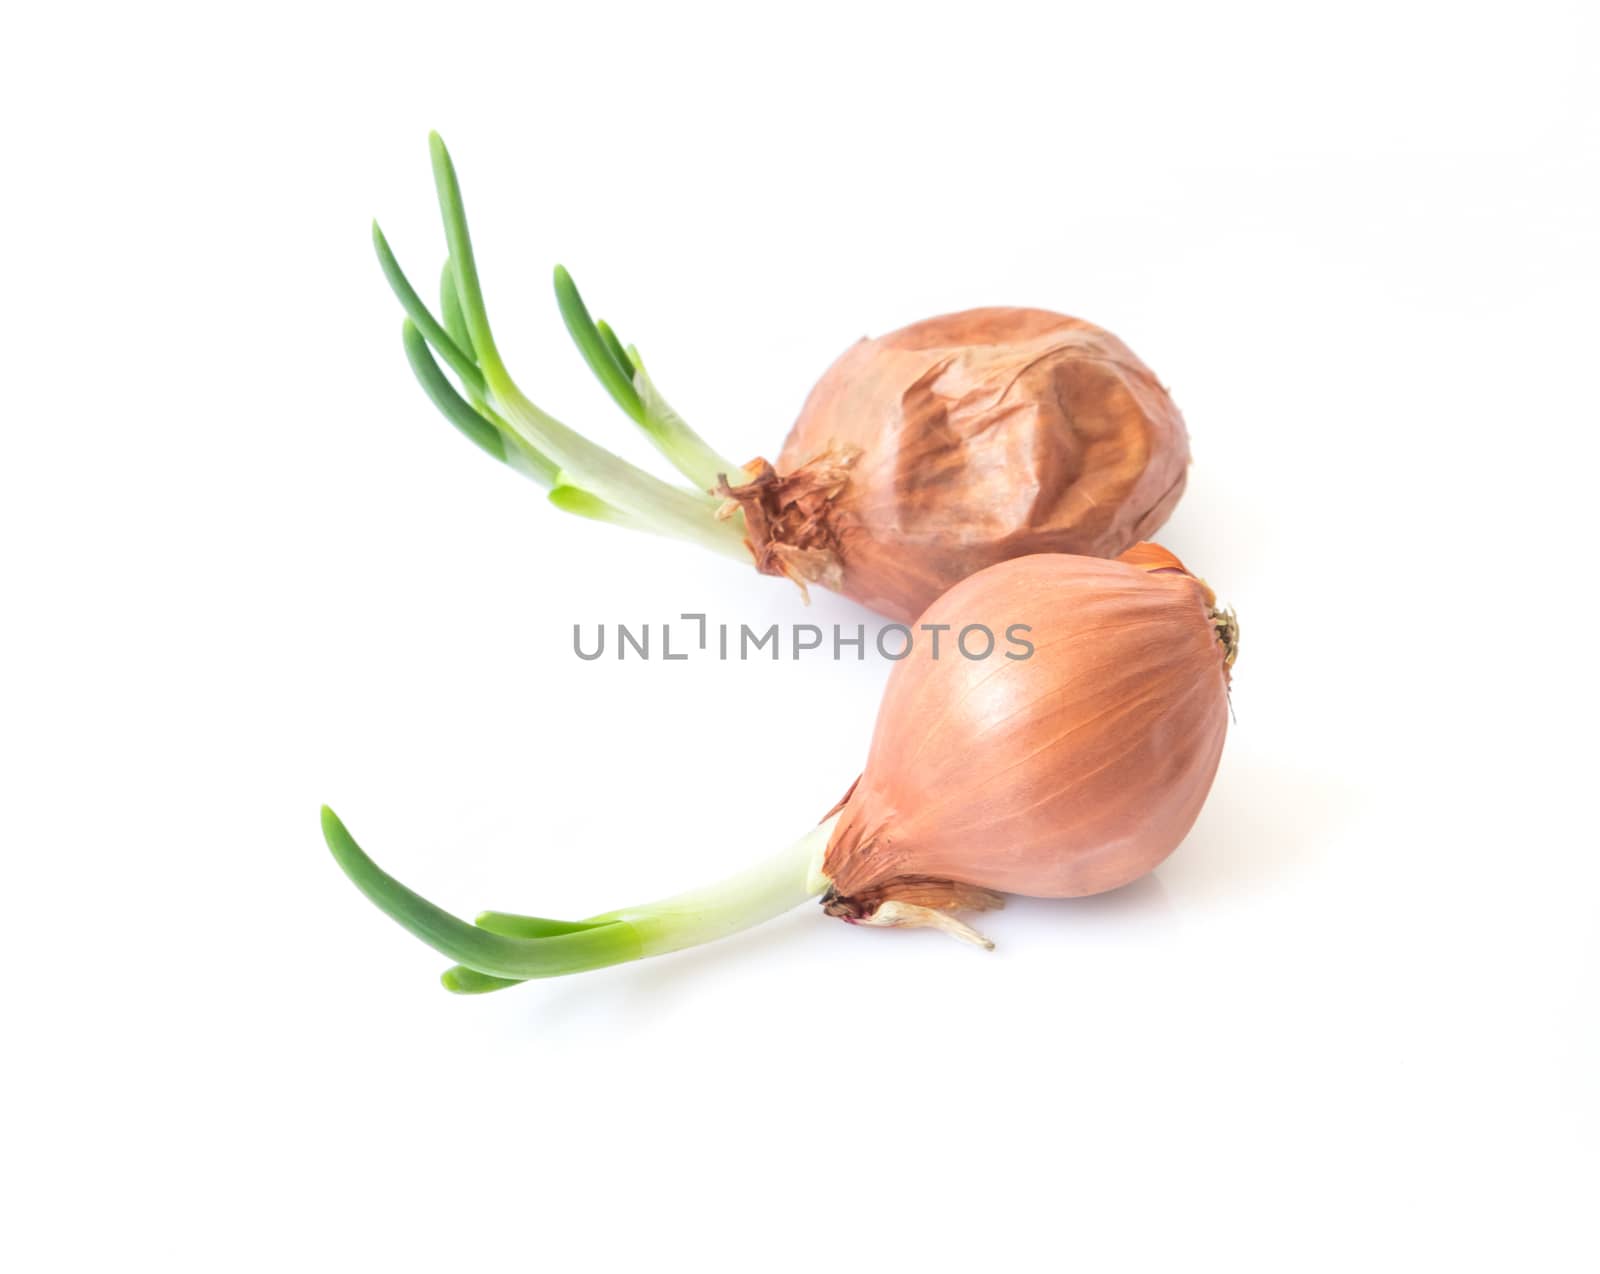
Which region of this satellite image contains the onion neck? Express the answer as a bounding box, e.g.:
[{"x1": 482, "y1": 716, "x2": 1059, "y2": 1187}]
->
[
  {"x1": 1211, "y1": 603, "x2": 1239, "y2": 672},
  {"x1": 711, "y1": 452, "x2": 857, "y2": 600}
]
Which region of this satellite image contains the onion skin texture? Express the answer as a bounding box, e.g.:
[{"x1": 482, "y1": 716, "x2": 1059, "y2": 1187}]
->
[
  {"x1": 821, "y1": 545, "x2": 1230, "y2": 918},
  {"x1": 722, "y1": 308, "x2": 1190, "y2": 622}
]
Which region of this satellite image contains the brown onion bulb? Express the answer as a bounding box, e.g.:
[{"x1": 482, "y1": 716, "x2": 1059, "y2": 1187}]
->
[
  {"x1": 820, "y1": 542, "x2": 1233, "y2": 936},
  {"x1": 719, "y1": 308, "x2": 1190, "y2": 621}
]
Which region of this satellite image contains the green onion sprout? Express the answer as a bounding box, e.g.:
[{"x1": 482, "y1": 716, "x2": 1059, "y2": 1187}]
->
[
  {"x1": 372, "y1": 132, "x2": 755, "y2": 556},
  {"x1": 321, "y1": 806, "x2": 838, "y2": 993}
]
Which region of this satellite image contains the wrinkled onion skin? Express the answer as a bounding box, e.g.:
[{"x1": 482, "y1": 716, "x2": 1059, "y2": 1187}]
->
[
  {"x1": 777, "y1": 308, "x2": 1190, "y2": 621},
  {"x1": 823, "y1": 550, "x2": 1228, "y2": 902}
]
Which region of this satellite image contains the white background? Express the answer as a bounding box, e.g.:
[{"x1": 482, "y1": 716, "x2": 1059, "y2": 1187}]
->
[{"x1": 4, "y1": 2, "x2": 1597, "y2": 1269}]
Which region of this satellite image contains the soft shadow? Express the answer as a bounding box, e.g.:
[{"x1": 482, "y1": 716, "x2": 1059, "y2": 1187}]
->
[
  {"x1": 518, "y1": 907, "x2": 824, "y2": 1029},
  {"x1": 514, "y1": 757, "x2": 1352, "y2": 1025},
  {"x1": 990, "y1": 874, "x2": 1178, "y2": 948},
  {"x1": 1156, "y1": 753, "x2": 1360, "y2": 905}
]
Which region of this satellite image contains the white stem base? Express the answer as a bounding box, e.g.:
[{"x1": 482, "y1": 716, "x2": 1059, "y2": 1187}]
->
[{"x1": 592, "y1": 815, "x2": 839, "y2": 959}]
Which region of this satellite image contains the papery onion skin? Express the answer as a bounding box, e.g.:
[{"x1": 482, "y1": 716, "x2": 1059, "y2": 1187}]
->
[
  {"x1": 822, "y1": 544, "x2": 1230, "y2": 917},
  {"x1": 722, "y1": 308, "x2": 1190, "y2": 622}
]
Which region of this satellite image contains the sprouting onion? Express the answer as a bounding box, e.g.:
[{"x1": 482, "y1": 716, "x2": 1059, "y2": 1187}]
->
[
  {"x1": 323, "y1": 544, "x2": 1236, "y2": 994},
  {"x1": 373, "y1": 134, "x2": 1193, "y2": 621}
]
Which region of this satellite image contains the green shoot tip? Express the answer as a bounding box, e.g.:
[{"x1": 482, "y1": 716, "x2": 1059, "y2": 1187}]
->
[{"x1": 318, "y1": 810, "x2": 645, "y2": 981}]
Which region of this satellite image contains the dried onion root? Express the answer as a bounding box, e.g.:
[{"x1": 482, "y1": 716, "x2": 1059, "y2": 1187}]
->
[
  {"x1": 373, "y1": 134, "x2": 1191, "y2": 621},
  {"x1": 323, "y1": 543, "x2": 1236, "y2": 993}
]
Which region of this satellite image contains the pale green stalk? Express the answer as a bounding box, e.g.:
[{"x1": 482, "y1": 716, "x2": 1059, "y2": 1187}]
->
[
  {"x1": 588, "y1": 815, "x2": 835, "y2": 956},
  {"x1": 551, "y1": 264, "x2": 750, "y2": 491}
]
